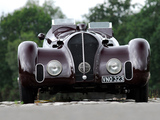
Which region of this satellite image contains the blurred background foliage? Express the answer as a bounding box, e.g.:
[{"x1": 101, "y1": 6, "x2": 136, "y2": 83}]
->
[{"x1": 0, "y1": 0, "x2": 160, "y2": 101}]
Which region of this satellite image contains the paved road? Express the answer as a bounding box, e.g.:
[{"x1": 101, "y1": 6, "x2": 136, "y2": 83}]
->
[{"x1": 0, "y1": 99, "x2": 160, "y2": 120}]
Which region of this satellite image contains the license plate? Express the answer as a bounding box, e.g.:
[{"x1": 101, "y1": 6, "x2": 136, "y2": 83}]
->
[{"x1": 102, "y1": 76, "x2": 124, "y2": 83}]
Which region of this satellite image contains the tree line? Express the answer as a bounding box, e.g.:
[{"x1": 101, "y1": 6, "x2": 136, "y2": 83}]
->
[{"x1": 0, "y1": 0, "x2": 159, "y2": 100}]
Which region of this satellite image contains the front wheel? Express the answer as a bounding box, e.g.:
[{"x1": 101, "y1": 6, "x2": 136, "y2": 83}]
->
[
  {"x1": 19, "y1": 80, "x2": 37, "y2": 104},
  {"x1": 135, "y1": 83, "x2": 148, "y2": 102}
]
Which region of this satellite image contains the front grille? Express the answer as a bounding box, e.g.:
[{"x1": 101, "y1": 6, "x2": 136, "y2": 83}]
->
[{"x1": 68, "y1": 33, "x2": 99, "y2": 81}]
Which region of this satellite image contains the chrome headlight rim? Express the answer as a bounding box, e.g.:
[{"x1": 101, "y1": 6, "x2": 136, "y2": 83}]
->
[
  {"x1": 106, "y1": 58, "x2": 122, "y2": 74},
  {"x1": 46, "y1": 60, "x2": 62, "y2": 76}
]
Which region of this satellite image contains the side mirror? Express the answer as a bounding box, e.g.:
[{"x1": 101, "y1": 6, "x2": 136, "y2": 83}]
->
[{"x1": 38, "y1": 33, "x2": 45, "y2": 40}]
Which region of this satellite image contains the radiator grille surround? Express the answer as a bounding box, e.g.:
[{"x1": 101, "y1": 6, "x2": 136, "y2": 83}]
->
[{"x1": 68, "y1": 33, "x2": 99, "y2": 81}]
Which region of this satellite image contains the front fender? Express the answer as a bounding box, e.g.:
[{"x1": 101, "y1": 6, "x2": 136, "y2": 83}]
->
[
  {"x1": 96, "y1": 38, "x2": 150, "y2": 86},
  {"x1": 37, "y1": 47, "x2": 74, "y2": 78},
  {"x1": 128, "y1": 38, "x2": 150, "y2": 86},
  {"x1": 128, "y1": 38, "x2": 150, "y2": 71},
  {"x1": 96, "y1": 45, "x2": 129, "y2": 77},
  {"x1": 18, "y1": 41, "x2": 37, "y2": 74}
]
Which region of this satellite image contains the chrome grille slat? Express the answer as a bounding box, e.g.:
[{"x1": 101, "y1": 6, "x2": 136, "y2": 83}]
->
[{"x1": 81, "y1": 32, "x2": 86, "y2": 74}]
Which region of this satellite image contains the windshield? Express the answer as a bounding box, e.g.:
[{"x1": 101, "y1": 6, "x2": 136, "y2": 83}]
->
[{"x1": 52, "y1": 19, "x2": 75, "y2": 25}]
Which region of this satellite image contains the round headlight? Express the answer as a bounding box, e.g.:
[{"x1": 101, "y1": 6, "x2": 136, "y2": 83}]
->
[
  {"x1": 106, "y1": 58, "x2": 122, "y2": 74},
  {"x1": 47, "y1": 60, "x2": 62, "y2": 76}
]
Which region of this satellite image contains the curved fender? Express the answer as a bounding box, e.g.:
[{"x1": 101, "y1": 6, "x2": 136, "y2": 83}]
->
[
  {"x1": 18, "y1": 41, "x2": 38, "y2": 74},
  {"x1": 128, "y1": 38, "x2": 150, "y2": 71},
  {"x1": 95, "y1": 45, "x2": 129, "y2": 77},
  {"x1": 37, "y1": 47, "x2": 74, "y2": 78}
]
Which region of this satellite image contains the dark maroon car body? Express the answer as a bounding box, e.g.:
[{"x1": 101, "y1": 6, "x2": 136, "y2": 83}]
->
[{"x1": 18, "y1": 20, "x2": 150, "y2": 103}]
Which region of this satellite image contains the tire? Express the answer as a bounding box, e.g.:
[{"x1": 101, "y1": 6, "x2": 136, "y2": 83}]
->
[
  {"x1": 19, "y1": 80, "x2": 37, "y2": 104},
  {"x1": 135, "y1": 83, "x2": 148, "y2": 102}
]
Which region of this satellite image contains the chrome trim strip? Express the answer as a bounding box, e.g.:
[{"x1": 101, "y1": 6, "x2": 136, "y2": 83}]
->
[{"x1": 81, "y1": 32, "x2": 85, "y2": 75}]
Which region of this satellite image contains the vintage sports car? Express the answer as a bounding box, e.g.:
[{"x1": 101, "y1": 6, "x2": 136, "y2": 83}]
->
[{"x1": 18, "y1": 19, "x2": 150, "y2": 103}]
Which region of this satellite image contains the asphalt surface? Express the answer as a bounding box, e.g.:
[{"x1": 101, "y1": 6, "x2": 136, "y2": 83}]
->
[{"x1": 0, "y1": 99, "x2": 160, "y2": 120}]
